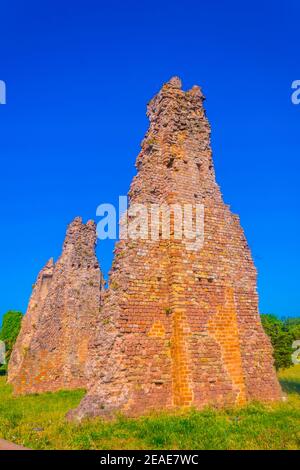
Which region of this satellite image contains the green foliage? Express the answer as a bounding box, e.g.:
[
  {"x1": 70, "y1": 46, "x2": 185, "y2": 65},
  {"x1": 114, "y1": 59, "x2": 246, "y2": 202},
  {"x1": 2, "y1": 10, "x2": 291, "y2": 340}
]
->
[
  {"x1": 283, "y1": 317, "x2": 300, "y2": 342},
  {"x1": 261, "y1": 314, "x2": 296, "y2": 370},
  {"x1": 0, "y1": 310, "x2": 23, "y2": 370},
  {"x1": 0, "y1": 366, "x2": 299, "y2": 449},
  {"x1": 279, "y1": 364, "x2": 300, "y2": 395}
]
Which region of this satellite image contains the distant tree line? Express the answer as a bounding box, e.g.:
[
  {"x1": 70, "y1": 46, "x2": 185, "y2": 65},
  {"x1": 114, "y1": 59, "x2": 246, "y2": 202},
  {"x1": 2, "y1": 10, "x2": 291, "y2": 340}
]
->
[
  {"x1": 261, "y1": 314, "x2": 300, "y2": 370},
  {"x1": 0, "y1": 310, "x2": 23, "y2": 374},
  {"x1": 0, "y1": 310, "x2": 299, "y2": 374}
]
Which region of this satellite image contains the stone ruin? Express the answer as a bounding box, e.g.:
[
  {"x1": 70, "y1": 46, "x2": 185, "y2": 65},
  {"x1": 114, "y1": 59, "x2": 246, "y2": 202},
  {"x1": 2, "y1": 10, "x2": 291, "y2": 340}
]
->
[
  {"x1": 8, "y1": 217, "x2": 103, "y2": 394},
  {"x1": 9, "y1": 77, "x2": 282, "y2": 414},
  {"x1": 69, "y1": 77, "x2": 282, "y2": 419}
]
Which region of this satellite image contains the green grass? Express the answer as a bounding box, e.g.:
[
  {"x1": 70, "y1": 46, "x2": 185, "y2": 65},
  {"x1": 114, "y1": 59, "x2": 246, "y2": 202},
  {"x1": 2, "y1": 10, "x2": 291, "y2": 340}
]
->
[{"x1": 0, "y1": 366, "x2": 299, "y2": 450}]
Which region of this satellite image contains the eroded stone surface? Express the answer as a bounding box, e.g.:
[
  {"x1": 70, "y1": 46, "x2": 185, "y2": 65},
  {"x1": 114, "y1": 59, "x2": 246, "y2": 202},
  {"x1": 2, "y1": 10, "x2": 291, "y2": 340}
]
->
[
  {"x1": 71, "y1": 77, "x2": 281, "y2": 419},
  {"x1": 8, "y1": 217, "x2": 102, "y2": 395}
]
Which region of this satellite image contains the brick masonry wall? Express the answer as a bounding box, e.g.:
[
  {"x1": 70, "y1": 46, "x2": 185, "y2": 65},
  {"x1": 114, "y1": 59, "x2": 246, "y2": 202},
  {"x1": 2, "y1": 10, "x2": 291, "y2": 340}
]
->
[
  {"x1": 8, "y1": 217, "x2": 103, "y2": 395},
  {"x1": 71, "y1": 78, "x2": 282, "y2": 419}
]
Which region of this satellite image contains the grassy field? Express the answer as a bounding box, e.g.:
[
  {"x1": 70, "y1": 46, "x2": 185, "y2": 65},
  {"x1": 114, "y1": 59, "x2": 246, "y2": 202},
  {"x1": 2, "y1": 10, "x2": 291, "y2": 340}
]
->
[{"x1": 0, "y1": 366, "x2": 299, "y2": 450}]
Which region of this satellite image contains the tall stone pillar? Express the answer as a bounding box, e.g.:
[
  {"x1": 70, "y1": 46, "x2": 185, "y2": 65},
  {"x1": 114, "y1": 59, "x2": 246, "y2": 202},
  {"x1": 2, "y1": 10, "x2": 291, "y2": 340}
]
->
[
  {"x1": 8, "y1": 217, "x2": 102, "y2": 394},
  {"x1": 75, "y1": 77, "x2": 281, "y2": 417}
]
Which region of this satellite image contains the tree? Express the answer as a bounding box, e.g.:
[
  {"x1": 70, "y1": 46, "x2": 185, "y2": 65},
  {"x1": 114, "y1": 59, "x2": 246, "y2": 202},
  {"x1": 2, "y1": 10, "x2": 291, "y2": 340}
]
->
[
  {"x1": 261, "y1": 314, "x2": 293, "y2": 370},
  {"x1": 0, "y1": 310, "x2": 23, "y2": 372},
  {"x1": 283, "y1": 317, "x2": 300, "y2": 342}
]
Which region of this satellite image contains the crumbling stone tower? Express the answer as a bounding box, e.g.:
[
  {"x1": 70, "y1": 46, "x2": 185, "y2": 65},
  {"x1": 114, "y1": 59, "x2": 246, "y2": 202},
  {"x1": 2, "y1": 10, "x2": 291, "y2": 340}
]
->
[
  {"x1": 8, "y1": 217, "x2": 102, "y2": 395},
  {"x1": 71, "y1": 77, "x2": 282, "y2": 419}
]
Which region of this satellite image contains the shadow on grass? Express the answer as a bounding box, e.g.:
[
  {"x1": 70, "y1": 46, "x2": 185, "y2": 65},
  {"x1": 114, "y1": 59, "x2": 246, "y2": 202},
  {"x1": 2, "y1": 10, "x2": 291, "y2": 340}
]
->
[
  {"x1": 0, "y1": 369, "x2": 7, "y2": 377},
  {"x1": 280, "y1": 379, "x2": 300, "y2": 395}
]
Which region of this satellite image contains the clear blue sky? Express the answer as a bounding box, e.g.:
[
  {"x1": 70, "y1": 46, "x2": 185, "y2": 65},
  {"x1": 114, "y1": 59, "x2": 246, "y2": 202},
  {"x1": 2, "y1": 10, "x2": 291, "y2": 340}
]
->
[{"x1": 0, "y1": 0, "x2": 299, "y2": 323}]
